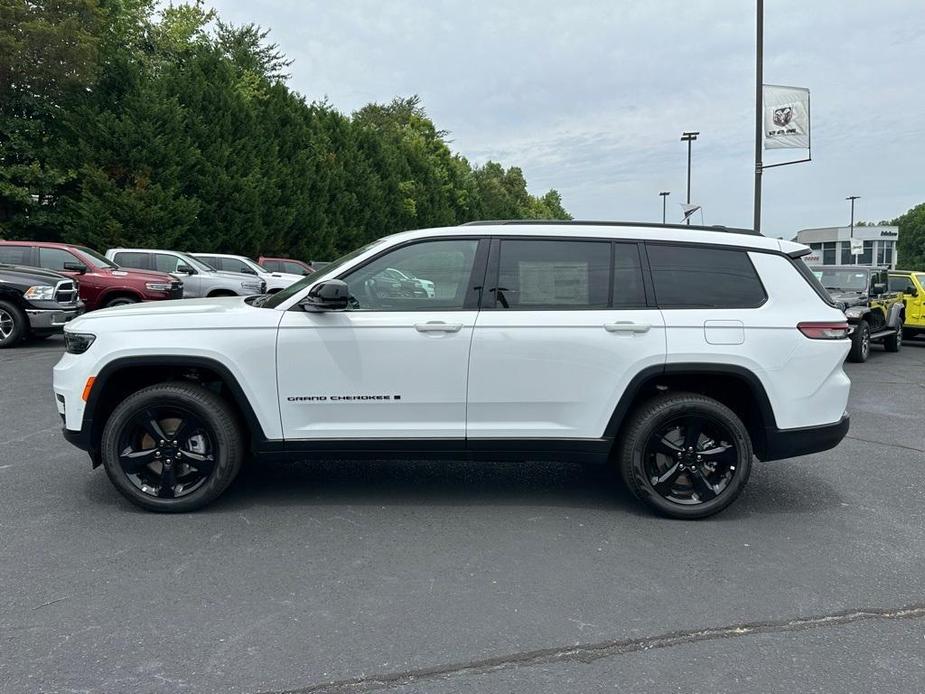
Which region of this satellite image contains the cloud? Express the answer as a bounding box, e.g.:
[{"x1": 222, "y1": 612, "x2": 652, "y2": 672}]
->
[{"x1": 207, "y1": 0, "x2": 925, "y2": 232}]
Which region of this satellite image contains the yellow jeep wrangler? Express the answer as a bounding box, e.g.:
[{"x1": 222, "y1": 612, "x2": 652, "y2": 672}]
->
[{"x1": 888, "y1": 271, "x2": 925, "y2": 338}]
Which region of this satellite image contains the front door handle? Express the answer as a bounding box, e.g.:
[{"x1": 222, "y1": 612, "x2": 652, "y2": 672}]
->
[
  {"x1": 415, "y1": 321, "x2": 463, "y2": 333},
  {"x1": 604, "y1": 321, "x2": 651, "y2": 334}
]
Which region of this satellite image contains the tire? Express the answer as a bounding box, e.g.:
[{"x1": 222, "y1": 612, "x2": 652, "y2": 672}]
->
[
  {"x1": 903, "y1": 328, "x2": 919, "y2": 340},
  {"x1": 0, "y1": 300, "x2": 27, "y2": 348},
  {"x1": 618, "y1": 392, "x2": 753, "y2": 520},
  {"x1": 884, "y1": 323, "x2": 903, "y2": 353},
  {"x1": 100, "y1": 381, "x2": 243, "y2": 512},
  {"x1": 104, "y1": 295, "x2": 139, "y2": 309},
  {"x1": 848, "y1": 320, "x2": 870, "y2": 363}
]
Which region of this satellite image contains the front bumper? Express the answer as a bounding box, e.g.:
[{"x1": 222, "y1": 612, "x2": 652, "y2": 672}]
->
[
  {"x1": 26, "y1": 302, "x2": 84, "y2": 331},
  {"x1": 761, "y1": 413, "x2": 850, "y2": 461}
]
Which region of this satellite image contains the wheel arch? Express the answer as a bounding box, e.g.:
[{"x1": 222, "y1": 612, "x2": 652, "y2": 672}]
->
[
  {"x1": 97, "y1": 288, "x2": 143, "y2": 306},
  {"x1": 82, "y1": 356, "x2": 267, "y2": 466},
  {"x1": 605, "y1": 363, "x2": 777, "y2": 460}
]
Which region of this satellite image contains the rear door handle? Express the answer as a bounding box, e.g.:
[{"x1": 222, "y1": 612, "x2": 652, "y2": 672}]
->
[
  {"x1": 603, "y1": 321, "x2": 651, "y2": 333},
  {"x1": 415, "y1": 321, "x2": 463, "y2": 333}
]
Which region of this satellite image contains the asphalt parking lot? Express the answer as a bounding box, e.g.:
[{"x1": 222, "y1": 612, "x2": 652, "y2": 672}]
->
[{"x1": 2, "y1": 337, "x2": 924, "y2": 693}]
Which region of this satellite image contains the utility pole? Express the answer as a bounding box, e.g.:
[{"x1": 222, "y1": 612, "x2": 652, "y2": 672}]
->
[
  {"x1": 680, "y1": 131, "x2": 699, "y2": 225},
  {"x1": 659, "y1": 191, "x2": 670, "y2": 224},
  {"x1": 847, "y1": 195, "x2": 860, "y2": 265},
  {"x1": 753, "y1": 0, "x2": 764, "y2": 234}
]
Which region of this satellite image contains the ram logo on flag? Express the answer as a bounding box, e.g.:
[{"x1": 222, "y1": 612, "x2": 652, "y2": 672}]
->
[{"x1": 764, "y1": 84, "x2": 810, "y2": 150}]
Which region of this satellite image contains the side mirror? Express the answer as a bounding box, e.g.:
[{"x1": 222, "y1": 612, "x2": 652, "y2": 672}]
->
[
  {"x1": 872, "y1": 282, "x2": 886, "y2": 295},
  {"x1": 905, "y1": 287, "x2": 918, "y2": 297},
  {"x1": 63, "y1": 262, "x2": 87, "y2": 274},
  {"x1": 299, "y1": 279, "x2": 349, "y2": 311},
  {"x1": 176, "y1": 263, "x2": 196, "y2": 275}
]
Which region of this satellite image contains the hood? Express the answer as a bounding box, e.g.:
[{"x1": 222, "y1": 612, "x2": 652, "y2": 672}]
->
[
  {"x1": 67, "y1": 296, "x2": 251, "y2": 326},
  {"x1": 826, "y1": 290, "x2": 867, "y2": 309},
  {"x1": 100, "y1": 266, "x2": 177, "y2": 283},
  {"x1": 0, "y1": 263, "x2": 71, "y2": 284}
]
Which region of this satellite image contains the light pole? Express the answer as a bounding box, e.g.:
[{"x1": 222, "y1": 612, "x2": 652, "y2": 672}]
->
[
  {"x1": 847, "y1": 195, "x2": 860, "y2": 265},
  {"x1": 753, "y1": 0, "x2": 764, "y2": 233},
  {"x1": 680, "y1": 131, "x2": 699, "y2": 225},
  {"x1": 659, "y1": 191, "x2": 670, "y2": 224}
]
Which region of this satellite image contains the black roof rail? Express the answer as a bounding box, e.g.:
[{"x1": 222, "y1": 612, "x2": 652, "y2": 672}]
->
[{"x1": 459, "y1": 219, "x2": 761, "y2": 236}]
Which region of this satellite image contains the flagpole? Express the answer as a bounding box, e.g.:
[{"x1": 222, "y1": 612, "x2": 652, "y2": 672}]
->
[{"x1": 753, "y1": 0, "x2": 764, "y2": 234}]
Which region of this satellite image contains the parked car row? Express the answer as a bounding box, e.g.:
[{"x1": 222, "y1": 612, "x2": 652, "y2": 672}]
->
[
  {"x1": 0, "y1": 239, "x2": 325, "y2": 347},
  {"x1": 809, "y1": 264, "x2": 923, "y2": 363}
]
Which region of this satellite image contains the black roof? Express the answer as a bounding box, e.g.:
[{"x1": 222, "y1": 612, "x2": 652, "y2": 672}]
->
[{"x1": 459, "y1": 219, "x2": 760, "y2": 236}]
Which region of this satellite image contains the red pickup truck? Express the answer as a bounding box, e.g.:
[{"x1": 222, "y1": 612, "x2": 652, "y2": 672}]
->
[{"x1": 0, "y1": 241, "x2": 182, "y2": 311}]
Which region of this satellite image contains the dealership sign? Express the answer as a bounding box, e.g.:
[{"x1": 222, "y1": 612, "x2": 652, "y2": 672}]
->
[{"x1": 763, "y1": 85, "x2": 810, "y2": 150}]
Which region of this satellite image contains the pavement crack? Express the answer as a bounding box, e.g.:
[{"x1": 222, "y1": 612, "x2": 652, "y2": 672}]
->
[
  {"x1": 267, "y1": 603, "x2": 925, "y2": 694},
  {"x1": 845, "y1": 434, "x2": 925, "y2": 454}
]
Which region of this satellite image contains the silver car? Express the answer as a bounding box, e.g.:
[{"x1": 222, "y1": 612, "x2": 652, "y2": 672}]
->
[
  {"x1": 191, "y1": 253, "x2": 302, "y2": 293},
  {"x1": 105, "y1": 248, "x2": 265, "y2": 298}
]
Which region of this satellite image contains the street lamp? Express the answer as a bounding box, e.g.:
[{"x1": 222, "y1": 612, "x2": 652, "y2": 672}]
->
[
  {"x1": 680, "y1": 131, "x2": 699, "y2": 225},
  {"x1": 659, "y1": 191, "x2": 670, "y2": 224},
  {"x1": 846, "y1": 195, "x2": 860, "y2": 265}
]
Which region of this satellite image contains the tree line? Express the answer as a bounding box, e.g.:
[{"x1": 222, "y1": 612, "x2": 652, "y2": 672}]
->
[{"x1": 0, "y1": 1, "x2": 570, "y2": 261}]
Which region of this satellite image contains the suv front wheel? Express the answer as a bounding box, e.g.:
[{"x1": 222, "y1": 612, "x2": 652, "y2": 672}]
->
[
  {"x1": 618, "y1": 392, "x2": 753, "y2": 519},
  {"x1": 100, "y1": 382, "x2": 243, "y2": 512}
]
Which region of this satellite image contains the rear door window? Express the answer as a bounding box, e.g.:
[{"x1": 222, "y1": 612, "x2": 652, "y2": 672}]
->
[
  {"x1": 494, "y1": 239, "x2": 611, "y2": 309},
  {"x1": 0, "y1": 245, "x2": 31, "y2": 265},
  {"x1": 113, "y1": 252, "x2": 151, "y2": 270},
  {"x1": 646, "y1": 244, "x2": 766, "y2": 308}
]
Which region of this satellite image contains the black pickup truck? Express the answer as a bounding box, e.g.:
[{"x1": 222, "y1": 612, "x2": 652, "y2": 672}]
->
[{"x1": 0, "y1": 264, "x2": 84, "y2": 348}]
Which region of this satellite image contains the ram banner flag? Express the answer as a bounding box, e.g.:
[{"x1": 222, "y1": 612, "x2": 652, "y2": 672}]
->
[
  {"x1": 680, "y1": 203, "x2": 701, "y2": 222},
  {"x1": 763, "y1": 84, "x2": 810, "y2": 149}
]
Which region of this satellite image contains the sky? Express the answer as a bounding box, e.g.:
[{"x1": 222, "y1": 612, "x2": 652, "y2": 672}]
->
[{"x1": 207, "y1": 0, "x2": 924, "y2": 237}]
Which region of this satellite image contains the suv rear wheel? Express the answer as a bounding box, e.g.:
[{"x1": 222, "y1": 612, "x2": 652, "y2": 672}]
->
[
  {"x1": 848, "y1": 320, "x2": 870, "y2": 363},
  {"x1": 618, "y1": 392, "x2": 753, "y2": 519},
  {"x1": 884, "y1": 321, "x2": 903, "y2": 352},
  {"x1": 100, "y1": 381, "x2": 243, "y2": 512}
]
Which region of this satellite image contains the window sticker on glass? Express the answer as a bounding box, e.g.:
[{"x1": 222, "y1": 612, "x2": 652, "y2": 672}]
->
[{"x1": 518, "y1": 261, "x2": 590, "y2": 305}]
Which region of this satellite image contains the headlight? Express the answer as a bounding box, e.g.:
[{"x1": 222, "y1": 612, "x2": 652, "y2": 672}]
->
[
  {"x1": 24, "y1": 285, "x2": 55, "y2": 300},
  {"x1": 145, "y1": 282, "x2": 171, "y2": 291},
  {"x1": 64, "y1": 332, "x2": 96, "y2": 354}
]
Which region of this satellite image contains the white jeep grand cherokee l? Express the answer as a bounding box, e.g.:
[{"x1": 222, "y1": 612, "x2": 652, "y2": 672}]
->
[{"x1": 54, "y1": 221, "x2": 851, "y2": 518}]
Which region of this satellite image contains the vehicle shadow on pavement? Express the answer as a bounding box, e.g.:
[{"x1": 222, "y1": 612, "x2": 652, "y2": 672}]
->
[{"x1": 155, "y1": 455, "x2": 841, "y2": 519}]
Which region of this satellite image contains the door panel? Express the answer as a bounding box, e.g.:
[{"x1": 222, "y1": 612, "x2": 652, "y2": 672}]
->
[
  {"x1": 467, "y1": 309, "x2": 666, "y2": 439},
  {"x1": 277, "y1": 310, "x2": 476, "y2": 439}
]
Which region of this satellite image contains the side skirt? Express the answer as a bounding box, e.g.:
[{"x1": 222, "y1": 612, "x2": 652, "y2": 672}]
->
[{"x1": 253, "y1": 438, "x2": 614, "y2": 464}]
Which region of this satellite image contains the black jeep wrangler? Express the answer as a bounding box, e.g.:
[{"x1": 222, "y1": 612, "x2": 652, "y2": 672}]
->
[
  {"x1": 811, "y1": 265, "x2": 904, "y2": 363},
  {"x1": 0, "y1": 264, "x2": 84, "y2": 348}
]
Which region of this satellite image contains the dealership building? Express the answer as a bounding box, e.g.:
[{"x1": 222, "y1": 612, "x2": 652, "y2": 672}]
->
[{"x1": 792, "y1": 225, "x2": 900, "y2": 269}]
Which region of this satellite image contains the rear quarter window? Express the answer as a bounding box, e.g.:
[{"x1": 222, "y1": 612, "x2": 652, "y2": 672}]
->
[{"x1": 646, "y1": 244, "x2": 767, "y2": 308}]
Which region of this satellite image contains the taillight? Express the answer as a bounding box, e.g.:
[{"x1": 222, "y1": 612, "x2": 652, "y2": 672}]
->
[{"x1": 797, "y1": 322, "x2": 851, "y2": 339}]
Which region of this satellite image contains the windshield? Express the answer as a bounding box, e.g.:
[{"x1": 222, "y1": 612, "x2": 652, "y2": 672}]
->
[
  {"x1": 812, "y1": 268, "x2": 869, "y2": 292},
  {"x1": 263, "y1": 239, "x2": 386, "y2": 308},
  {"x1": 77, "y1": 246, "x2": 118, "y2": 269}
]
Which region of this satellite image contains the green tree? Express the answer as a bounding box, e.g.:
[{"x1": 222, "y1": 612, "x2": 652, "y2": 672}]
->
[{"x1": 895, "y1": 204, "x2": 925, "y2": 270}]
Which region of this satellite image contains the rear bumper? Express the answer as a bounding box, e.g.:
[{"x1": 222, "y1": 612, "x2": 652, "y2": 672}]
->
[{"x1": 761, "y1": 413, "x2": 850, "y2": 461}]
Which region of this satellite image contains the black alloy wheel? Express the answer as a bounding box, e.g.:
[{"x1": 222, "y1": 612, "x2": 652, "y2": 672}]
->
[
  {"x1": 101, "y1": 381, "x2": 243, "y2": 512},
  {"x1": 116, "y1": 406, "x2": 215, "y2": 499},
  {"x1": 618, "y1": 392, "x2": 753, "y2": 519},
  {"x1": 643, "y1": 415, "x2": 738, "y2": 506}
]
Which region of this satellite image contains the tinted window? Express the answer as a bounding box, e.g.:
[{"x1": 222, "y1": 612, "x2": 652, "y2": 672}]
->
[
  {"x1": 38, "y1": 247, "x2": 80, "y2": 271},
  {"x1": 343, "y1": 239, "x2": 479, "y2": 310},
  {"x1": 113, "y1": 252, "x2": 151, "y2": 270},
  {"x1": 283, "y1": 261, "x2": 307, "y2": 275},
  {"x1": 262, "y1": 259, "x2": 280, "y2": 272},
  {"x1": 612, "y1": 243, "x2": 646, "y2": 307},
  {"x1": 0, "y1": 245, "x2": 31, "y2": 265},
  {"x1": 647, "y1": 244, "x2": 766, "y2": 308},
  {"x1": 154, "y1": 254, "x2": 183, "y2": 273},
  {"x1": 888, "y1": 275, "x2": 913, "y2": 293},
  {"x1": 496, "y1": 240, "x2": 610, "y2": 309}
]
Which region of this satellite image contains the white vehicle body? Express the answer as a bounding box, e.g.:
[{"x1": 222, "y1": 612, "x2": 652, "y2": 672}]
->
[
  {"x1": 105, "y1": 248, "x2": 265, "y2": 298},
  {"x1": 60, "y1": 223, "x2": 849, "y2": 449},
  {"x1": 191, "y1": 253, "x2": 302, "y2": 293}
]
